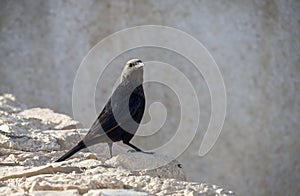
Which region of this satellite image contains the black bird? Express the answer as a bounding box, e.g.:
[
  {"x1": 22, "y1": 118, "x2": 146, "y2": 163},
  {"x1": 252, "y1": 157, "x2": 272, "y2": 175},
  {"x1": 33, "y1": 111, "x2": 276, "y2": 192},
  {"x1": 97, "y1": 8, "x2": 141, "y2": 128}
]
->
[{"x1": 56, "y1": 59, "x2": 145, "y2": 162}]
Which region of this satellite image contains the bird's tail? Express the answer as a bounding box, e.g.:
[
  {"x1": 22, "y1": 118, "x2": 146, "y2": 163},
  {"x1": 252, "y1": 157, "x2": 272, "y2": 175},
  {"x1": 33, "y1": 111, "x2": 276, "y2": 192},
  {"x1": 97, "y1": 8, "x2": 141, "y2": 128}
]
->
[{"x1": 55, "y1": 141, "x2": 86, "y2": 162}]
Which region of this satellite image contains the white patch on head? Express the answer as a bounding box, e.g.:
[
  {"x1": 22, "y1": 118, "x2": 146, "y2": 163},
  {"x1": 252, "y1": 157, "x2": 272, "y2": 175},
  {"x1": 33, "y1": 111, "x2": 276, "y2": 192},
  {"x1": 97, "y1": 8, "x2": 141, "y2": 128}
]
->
[{"x1": 121, "y1": 59, "x2": 144, "y2": 83}]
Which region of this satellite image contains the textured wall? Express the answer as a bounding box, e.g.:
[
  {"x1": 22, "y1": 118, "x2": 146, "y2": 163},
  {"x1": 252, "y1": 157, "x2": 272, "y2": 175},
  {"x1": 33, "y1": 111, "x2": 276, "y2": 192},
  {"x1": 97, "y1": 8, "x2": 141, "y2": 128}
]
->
[{"x1": 1, "y1": 0, "x2": 299, "y2": 195}]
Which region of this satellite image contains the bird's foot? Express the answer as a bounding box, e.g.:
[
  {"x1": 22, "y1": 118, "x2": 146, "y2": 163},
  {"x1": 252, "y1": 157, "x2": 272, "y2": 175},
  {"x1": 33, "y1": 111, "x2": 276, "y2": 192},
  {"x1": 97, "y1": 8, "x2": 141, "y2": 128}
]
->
[
  {"x1": 142, "y1": 151, "x2": 154, "y2": 154},
  {"x1": 127, "y1": 149, "x2": 154, "y2": 154}
]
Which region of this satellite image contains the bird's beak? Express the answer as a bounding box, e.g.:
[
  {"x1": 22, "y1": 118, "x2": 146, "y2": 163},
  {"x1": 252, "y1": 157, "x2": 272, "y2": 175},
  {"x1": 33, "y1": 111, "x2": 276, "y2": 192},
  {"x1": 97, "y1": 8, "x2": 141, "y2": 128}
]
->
[{"x1": 136, "y1": 62, "x2": 144, "y2": 68}]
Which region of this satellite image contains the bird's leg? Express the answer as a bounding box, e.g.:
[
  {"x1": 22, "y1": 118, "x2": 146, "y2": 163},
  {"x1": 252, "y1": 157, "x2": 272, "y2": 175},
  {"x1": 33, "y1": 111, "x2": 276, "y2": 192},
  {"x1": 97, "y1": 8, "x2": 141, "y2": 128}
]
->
[
  {"x1": 123, "y1": 141, "x2": 154, "y2": 154},
  {"x1": 123, "y1": 141, "x2": 142, "y2": 152},
  {"x1": 107, "y1": 143, "x2": 113, "y2": 158}
]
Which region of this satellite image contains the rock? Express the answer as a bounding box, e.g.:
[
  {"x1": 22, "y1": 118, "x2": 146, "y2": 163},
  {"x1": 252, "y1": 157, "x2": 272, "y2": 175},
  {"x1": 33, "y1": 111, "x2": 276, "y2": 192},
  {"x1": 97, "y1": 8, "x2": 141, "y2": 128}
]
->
[
  {"x1": 0, "y1": 94, "x2": 26, "y2": 113},
  {"x1": 0, "y1": 157, "x2": 236, "y2": 196},
  {"x1": 105, "y1": 152, "x2": 186, "y2": 181},
  {"x1": 0, "y1": 129, "x2": 60, "y2": 152},
  {"x1": 30, "y1": 190, "x2": 79, "y2": 196},
  {"x1": 105, "y1": 152, "x2": 171, "y2": 170},
  {"x1": 45, "y1": 129, "x2": 85, "y2": 150},
  {"x1": 26, "y1": 174, "x2": 124, "y2": 195},
  {"x1": 20, "y1": 108, "x2": 80, "y2": 130},
  {"x1": 83, "y1": 189, "x2": 148, "y2": 196},
  {"x1": 0, "y1": 94, "x2": 236, "y2": 195},
  {"x1": 0, "y1": 164, "x2": 82, "y2": 181},
  {"x1": 0, "y1": 186, "x2": 19, "y2": 196}
]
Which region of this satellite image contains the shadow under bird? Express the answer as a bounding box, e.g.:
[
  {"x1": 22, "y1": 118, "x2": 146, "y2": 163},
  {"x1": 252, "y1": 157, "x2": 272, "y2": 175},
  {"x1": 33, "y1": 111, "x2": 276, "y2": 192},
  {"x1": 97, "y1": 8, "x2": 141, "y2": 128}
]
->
[{"x1": 56, "y1": 59, "x2": 146, "y2": 162}]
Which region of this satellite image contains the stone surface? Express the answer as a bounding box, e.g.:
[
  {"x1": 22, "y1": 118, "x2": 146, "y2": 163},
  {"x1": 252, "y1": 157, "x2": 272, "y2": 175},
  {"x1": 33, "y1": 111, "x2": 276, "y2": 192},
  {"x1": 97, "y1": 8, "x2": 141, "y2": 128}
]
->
[
  {"x1": 83, "y1": 189, "x2": 148, "y2": 196},
  {"x1": 20, "y1": 108, "x2": 80, "y2": 130},
  {"x1": 0, "y1": 94, "x2": 235, "y2": 195},
  {"x1": 105, "y1": 153, "x2": 186, "y2": 181},
  {"x1": 30, "y1": 190, "x2": 79, "y2": 196},
  {"x1": 0, "y1": 94, "x2": 26, "y2": 113}
]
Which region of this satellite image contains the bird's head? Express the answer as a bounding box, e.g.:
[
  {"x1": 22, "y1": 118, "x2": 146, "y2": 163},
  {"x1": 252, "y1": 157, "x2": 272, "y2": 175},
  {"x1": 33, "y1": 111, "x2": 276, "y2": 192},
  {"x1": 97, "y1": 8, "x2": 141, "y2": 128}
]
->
[{"x1": 121, "y1": 59, "x2": 144, "y2": 83}]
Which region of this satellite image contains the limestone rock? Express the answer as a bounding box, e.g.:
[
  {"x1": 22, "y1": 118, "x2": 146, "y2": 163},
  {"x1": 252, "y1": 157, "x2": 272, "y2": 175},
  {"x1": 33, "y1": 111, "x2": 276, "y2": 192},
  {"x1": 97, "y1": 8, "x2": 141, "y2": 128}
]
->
[
  {"x1": 20, "y1": 108, "x2": 80, "y2": 130},
  {"x1": 0, "y1": 128, "x2": 60, "y2": 152},
  {"x1": 83, "y1": 189, "x2": 148, "y2": 196},
  {"x1": 45, "y1": 129, "x2": 86, "y2": 150},
  {"x1": 30, "y1": 190, "x2": 79, "y2": 196},
  {"x1": 105, "y1": 152, "x2": 186, "y2": 181},
  {"x1": 0, "y1": 94, "x2": 236, "y2": 195},
  {"x1": 0, "y1": 94, "x2": 26, "y2": 113}
]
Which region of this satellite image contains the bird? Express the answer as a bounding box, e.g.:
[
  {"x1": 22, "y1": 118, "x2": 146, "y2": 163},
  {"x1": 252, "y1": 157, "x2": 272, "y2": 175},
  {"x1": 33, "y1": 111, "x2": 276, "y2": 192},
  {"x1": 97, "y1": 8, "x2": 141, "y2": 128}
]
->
[{"x1": 55, "y1": 59, "x2": 146, "y2": 162}]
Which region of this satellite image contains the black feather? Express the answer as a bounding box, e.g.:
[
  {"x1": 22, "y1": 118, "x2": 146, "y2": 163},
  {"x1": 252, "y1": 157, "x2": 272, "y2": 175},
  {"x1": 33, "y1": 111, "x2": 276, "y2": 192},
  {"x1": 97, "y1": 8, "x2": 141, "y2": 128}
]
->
[{"x1": 55, "y1": 81, "x2": 145, "y2": 162}]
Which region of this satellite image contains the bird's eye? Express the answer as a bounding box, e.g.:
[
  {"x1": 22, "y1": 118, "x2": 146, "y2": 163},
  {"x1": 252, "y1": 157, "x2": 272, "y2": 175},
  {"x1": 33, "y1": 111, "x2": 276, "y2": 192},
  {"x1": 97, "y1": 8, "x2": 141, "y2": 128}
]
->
[{"x1": 129, "y1": 63, "x2": 134, "y2": 68}]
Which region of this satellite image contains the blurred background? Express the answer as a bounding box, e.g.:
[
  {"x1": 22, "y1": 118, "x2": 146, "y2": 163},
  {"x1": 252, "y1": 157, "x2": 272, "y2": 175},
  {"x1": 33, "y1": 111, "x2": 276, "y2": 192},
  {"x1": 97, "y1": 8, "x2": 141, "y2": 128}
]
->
[{"x1": 0, "y1": 1, "x2": 299, "y2": 195}]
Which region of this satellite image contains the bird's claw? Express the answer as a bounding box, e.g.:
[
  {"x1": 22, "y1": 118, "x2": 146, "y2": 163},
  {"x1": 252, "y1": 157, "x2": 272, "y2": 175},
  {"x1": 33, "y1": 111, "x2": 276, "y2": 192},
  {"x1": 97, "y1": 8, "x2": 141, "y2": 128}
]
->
[{"x1": 127, "y1": 150, "x2": 154, "y2": 154}]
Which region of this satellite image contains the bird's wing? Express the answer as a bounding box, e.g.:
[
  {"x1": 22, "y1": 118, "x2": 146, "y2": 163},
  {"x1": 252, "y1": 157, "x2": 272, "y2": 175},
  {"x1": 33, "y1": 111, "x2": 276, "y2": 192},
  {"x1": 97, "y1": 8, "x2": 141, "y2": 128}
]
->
[{"x1": 83, "y1": 84, "x2": 144, "y2": 143}]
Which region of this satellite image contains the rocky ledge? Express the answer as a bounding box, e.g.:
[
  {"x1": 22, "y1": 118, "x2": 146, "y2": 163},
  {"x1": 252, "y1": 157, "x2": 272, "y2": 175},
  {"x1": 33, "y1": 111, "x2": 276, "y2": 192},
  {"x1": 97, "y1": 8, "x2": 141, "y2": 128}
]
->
[{"x1": 0, "y1": 94, "x2": 235, "y2": 196}]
